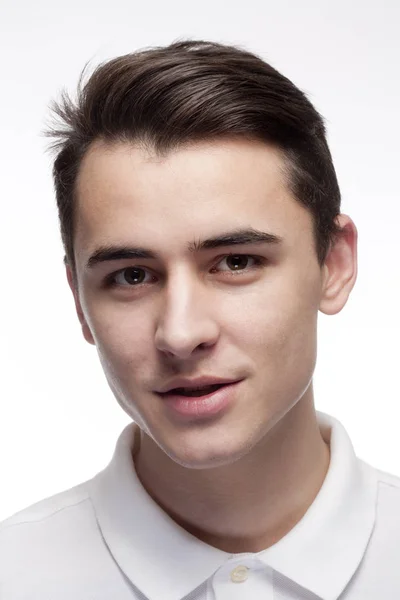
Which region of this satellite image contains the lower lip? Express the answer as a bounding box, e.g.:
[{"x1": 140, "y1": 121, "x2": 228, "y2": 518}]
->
[{"x1": 159, "y1": 381, "x2": 241, "y2": 419}]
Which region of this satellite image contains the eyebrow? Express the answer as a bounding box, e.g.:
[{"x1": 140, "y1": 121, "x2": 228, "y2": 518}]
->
[{"x1": 85, "y1": 227, "x2": 283, "y2": 270}]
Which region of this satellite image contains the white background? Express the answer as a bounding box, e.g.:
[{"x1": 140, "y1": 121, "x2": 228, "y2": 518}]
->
[{"x1": 0, "y1": 0, "x2": 399, "y2": 521}]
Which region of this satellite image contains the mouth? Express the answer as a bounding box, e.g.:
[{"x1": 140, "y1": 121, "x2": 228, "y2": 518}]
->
[
  {"x1": 161, "y1": 383, "x2": 226, "y2": 398},
  {"x1": 156, "y1": 381, "x2": 242, "y2": 419}
]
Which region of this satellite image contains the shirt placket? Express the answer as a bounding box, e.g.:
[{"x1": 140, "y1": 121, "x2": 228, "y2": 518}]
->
[{"x1": 209, "y1": 557, "x2": 274, "y2": 600}]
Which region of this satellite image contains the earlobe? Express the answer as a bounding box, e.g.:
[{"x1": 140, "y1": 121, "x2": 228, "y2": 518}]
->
[
  {"x1": 66, "y1": 264, "x2": 96, "y2": 346},
  {"x1": 319, "y1": 215, "x2": 358, "y2": 316}
]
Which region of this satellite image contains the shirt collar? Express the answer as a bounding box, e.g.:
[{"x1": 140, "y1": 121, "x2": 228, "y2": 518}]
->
[
  {"x1": 256, "y1": 411, "x2": 378, "y2": 600},
  {"x1": 88, "y1": 422, "x2": 229, "y2": 600},
  {"x1": 88, "y1": 411, "x2": 378, "y2": 600}
]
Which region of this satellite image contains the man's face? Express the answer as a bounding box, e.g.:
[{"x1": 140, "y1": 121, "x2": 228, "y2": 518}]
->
[{"x1": 71, "y1": 138, "x2": 328, "y2": 469}]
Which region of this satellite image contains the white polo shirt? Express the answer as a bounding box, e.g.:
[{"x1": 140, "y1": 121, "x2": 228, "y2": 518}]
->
[{"x1": 1, "y1": 410, "x2": 400, "y2": 599}]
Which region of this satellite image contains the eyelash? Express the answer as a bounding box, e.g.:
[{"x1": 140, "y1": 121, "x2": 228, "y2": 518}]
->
[{"x1": 103, "y1": 254, "x2": 266, "y2": 289}]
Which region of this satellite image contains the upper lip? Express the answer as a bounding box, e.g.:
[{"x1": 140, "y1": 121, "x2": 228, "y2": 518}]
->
[{"x1": 155, "y1": 376, "x2": 241, "y2": 394}]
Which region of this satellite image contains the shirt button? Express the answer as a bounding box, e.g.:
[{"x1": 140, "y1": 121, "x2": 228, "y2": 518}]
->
[{"x1": 230, "y1": 565, "x2": 249, "y2": 583}]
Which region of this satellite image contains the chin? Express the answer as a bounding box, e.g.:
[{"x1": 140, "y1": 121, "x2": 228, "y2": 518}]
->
[
  {"x1": 158, "y1": 426, "x2": 257, "y2": 470},
  {"x1": 169, "y1": 451, "x2": 245, "y2": 471}
]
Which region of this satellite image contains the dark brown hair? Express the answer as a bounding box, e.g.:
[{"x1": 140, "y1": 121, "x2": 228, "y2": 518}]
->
[{"x1": 45, "y1": 39, "x2": 343, "y2": 285}]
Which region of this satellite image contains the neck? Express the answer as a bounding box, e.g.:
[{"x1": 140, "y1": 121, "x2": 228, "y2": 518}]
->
[{"x1": 135, "y1": 391, "x2": 330, "y2": 554}]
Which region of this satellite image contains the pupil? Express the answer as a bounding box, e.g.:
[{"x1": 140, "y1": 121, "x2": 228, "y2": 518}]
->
[
  {"x1": 125, "y1": 268, "x2": 145, "y2": 284},
  {"x1": 227, "y1": 255, "x2": 248, "y2": 270}
]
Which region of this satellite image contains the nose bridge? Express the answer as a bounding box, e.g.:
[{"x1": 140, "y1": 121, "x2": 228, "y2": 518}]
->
[{"x1": 155, "y1": 265, "x2": 218, "y2": 358}]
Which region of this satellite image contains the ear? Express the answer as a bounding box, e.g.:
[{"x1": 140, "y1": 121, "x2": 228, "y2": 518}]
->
[
  {"x1": 319, "y1": 214, "x2": 358, "y2": 315},
  {"x1": 66, "y1": 264, "x2": 96, "y2": 345}
]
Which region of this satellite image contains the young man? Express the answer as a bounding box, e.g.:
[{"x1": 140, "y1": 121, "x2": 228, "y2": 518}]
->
[{"x1": 1, "y1": 40, "x2": 399, "y2": 599}]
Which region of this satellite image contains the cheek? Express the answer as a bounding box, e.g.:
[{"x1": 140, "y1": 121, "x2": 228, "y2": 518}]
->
[
  {"x1": 87, "y1": 304, "x2": 153, "y2": 379},
  {"x1": 224, "y1": 276, "x2": 319, "y2": 367}
]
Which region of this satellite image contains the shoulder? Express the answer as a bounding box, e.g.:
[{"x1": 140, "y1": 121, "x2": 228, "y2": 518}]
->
[
  {"x1": 362, "y1": 460, "x2": 400, "y2": 551},
  {"x1": 340, "y1": 462, "x2": 400, "y2": 595},
  {"x1": 373, "y1": 463, "x2": 400, "y2": 503},
  {"x1": 0, "y1": 481, "x2": 99, "y2": 586},
  {"x1": 374, "y1": 465, "x2": 400, "y2": 521},
  {"x1": 360, "y1": 458, "x2": 400, "y2": 511},
  {"x1": 0, "y1": 480, "x2": 91, "y2": 532}
]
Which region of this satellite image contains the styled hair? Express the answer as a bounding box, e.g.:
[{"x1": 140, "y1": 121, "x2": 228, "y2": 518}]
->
[{"x1": 45, "y1": 39, "x2": 343, "y2": 285}]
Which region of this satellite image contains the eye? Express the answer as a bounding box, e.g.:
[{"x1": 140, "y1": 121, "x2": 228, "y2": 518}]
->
[
  {"x1": 212, "y1": 254, "x2": 264, "y2": 273},
  {"x1": 104, "y1": 254, "x2": 265, "y2": 289},
  {"x1": 105, "y1": 267, "x2": 155, "y2": 288}
]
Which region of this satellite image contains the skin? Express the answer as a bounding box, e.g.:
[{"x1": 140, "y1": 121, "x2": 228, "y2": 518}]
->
[{"x1": 68, "y1": 137, "x2": 357, "y2": 553}]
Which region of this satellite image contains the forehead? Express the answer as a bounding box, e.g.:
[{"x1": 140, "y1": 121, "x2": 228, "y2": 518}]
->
[{"x1": 74, "y1": 138, "x2": 313, "y2": 258}]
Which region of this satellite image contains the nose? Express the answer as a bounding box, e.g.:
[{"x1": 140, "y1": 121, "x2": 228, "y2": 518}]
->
[{"x1": 154, "y1": 271, "x2": 219, "y2": 360}]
